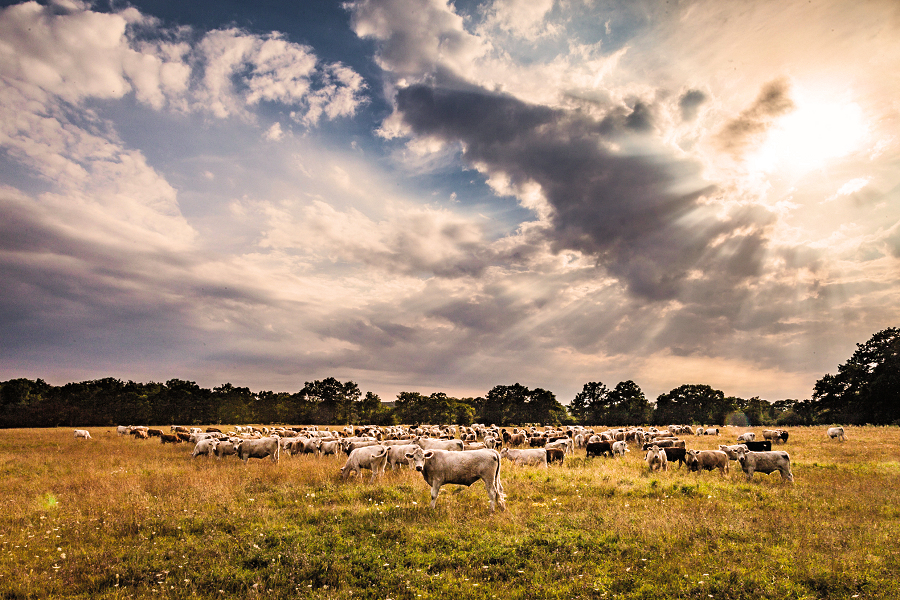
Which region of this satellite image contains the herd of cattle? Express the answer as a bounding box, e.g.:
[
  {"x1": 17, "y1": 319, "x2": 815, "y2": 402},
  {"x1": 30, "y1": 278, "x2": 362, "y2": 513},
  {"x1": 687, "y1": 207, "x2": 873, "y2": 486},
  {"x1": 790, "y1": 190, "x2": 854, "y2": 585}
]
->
[{"x1": 71, "y1": 423, "x2": 849, "y2": 510}]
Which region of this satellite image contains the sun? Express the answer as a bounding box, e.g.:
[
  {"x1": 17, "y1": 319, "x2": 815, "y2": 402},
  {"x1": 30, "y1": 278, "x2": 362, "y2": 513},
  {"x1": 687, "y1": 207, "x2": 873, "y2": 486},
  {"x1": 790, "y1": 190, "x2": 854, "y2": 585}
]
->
[{"x1": 745, "y1": 90, "x2": 867, "y2": 177}]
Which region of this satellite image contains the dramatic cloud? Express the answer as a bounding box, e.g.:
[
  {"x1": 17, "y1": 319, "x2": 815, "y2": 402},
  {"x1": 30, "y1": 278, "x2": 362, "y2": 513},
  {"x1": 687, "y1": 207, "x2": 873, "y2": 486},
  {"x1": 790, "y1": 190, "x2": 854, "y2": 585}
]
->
[{"x1": 0, "y1": 0, "x2": 898, "y2": 404}]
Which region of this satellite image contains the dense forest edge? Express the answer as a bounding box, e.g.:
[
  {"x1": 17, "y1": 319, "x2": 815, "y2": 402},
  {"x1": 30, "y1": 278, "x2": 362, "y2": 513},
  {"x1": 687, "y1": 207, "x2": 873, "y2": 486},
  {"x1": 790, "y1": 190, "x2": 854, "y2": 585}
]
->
[{"x1": 2, "y1": 328, "x2": 898, "y2": 428}]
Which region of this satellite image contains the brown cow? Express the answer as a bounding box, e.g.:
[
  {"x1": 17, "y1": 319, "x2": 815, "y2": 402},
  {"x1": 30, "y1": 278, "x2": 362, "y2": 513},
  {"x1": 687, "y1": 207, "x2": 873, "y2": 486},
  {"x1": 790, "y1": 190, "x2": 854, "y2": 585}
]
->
[{"x1": 685, "y1": 450, "x2": 729, "y2": 475}]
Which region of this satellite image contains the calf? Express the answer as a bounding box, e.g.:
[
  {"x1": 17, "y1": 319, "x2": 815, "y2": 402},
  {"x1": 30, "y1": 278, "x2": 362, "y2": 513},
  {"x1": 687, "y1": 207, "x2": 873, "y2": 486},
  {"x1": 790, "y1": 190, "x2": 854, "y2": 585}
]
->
[
  {"x1": 685, "y1": 450, "x2": 729, "y2": 476},
  {"x1": 405, "y1": 447, "x2": 506, "y2": 512},
  {"x1": 612, "y1": 441, "x2": 629, "y2": 457},
  {"x1": 645, "y1": 446, "x2": 667, "y2": 472},
  {"x1": 735, "y1": 448, "x2": 793, "y2": 482},
  {"x1": 546, "y1": 447, "x2": 565, "y2": 465},
  {"x1": 341, "y1": 445, "x2": 388, "y2": 481}
]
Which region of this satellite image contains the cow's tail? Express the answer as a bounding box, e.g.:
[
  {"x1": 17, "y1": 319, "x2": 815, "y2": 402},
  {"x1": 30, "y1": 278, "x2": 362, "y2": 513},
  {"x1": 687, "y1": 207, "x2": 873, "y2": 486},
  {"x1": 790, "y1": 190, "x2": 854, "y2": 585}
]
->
[
  {"x1": 273, "y1": 438, "x2": 281, "y2": 463},
  {"x1": 492, "y1": 450, "x2": 507, "y2": 511}
]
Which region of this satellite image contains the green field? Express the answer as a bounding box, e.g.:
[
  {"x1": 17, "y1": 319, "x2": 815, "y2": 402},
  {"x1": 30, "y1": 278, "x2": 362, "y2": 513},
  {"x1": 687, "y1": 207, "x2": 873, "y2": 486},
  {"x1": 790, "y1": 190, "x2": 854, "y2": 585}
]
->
[{"x1": 1, "y1": 426, "x2": 898, "y2": 599}]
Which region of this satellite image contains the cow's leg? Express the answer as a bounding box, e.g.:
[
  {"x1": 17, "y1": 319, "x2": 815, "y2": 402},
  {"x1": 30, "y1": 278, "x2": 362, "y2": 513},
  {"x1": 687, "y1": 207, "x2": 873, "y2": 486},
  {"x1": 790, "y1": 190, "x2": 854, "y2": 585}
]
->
[{"x1": 430, "y1": 483, "x2": 442, "y2": 508}]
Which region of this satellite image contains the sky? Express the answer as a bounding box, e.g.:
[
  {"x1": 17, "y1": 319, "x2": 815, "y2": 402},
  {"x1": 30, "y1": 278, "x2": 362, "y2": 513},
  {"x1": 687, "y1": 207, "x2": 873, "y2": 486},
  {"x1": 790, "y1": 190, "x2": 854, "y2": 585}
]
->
[{"x1": 0, "y1": 0, "x2": 898, "y2": 405}]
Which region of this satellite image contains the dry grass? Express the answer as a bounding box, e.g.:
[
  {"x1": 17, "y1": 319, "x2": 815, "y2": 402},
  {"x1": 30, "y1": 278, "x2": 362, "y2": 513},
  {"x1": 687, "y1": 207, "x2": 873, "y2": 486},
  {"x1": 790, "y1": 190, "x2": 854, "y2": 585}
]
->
[{"x1": 1, "y1": 425, "x2": 898, "y2": 599}]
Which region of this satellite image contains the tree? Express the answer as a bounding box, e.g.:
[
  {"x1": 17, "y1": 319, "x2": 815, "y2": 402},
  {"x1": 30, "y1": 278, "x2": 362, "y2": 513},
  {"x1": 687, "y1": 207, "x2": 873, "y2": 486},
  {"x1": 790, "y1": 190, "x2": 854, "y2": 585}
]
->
[
  {"x1": 570, "y1": 382, "x2": 609, "y2": 425},
  {"x1": 607, "y1": 380, "x2": 652, "y2": 425},
  {"x1": 301, "y1": 378, "x2": 361, "y2": 425},
  {"x1": 653, "y1": 384, "x2": 732, "y2": 425},
  {"x1": 812, "y1": 327, "x2": 900, "y2": 424}
]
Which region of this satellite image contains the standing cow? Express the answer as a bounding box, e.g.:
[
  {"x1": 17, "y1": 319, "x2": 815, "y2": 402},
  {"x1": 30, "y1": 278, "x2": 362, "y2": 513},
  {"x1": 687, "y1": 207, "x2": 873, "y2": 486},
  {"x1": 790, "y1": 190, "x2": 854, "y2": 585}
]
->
[
  {"x1": 341, "y1": 445, "x2": 389, "y2": 481},
  {"x1": 685, "y1": 450, "x2": 729, "y2": 476},
  {"x1": 735, "y1": 448, "x2": 794, "y2": 482},
  {"x1": 74, "y1": 429, "x2": 92, "y2": 440},
  {"x1": 405, "y1": 447, "x2": 506, "y2": 512},
  {"x1": 645, "y1": 446, "x2": 667, "y2": 472},
  {"x1": 234, "y1": 437, "x2": 280, "y2": 464}
]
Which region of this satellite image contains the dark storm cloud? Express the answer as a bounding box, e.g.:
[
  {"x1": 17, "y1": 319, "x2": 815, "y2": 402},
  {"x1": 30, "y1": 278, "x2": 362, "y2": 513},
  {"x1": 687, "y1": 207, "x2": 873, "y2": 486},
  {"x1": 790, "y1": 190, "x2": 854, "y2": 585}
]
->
[
  {"x1": 716, "y1": 78, "x2": 795, "y2": 155},
  {"x1": 678, "y1": 89, "x2": 707, "y2": 122},
  {"x1": 396, "y1": 81, "x2": 773, "y2": 301}
]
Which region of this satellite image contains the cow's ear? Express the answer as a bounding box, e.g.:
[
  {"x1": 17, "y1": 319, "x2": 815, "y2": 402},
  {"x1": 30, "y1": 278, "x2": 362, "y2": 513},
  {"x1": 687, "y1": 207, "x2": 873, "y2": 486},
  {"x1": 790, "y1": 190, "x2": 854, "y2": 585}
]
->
[{"x1": 424, "y1": 451, "x2": 435, "y2": 459}]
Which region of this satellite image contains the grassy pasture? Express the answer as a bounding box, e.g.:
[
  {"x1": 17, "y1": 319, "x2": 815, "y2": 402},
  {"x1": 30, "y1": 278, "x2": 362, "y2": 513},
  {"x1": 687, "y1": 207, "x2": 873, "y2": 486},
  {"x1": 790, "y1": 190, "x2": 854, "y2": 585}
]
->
[{"x1": 1, "y1": 426, "x2": 898, "y2": 599}]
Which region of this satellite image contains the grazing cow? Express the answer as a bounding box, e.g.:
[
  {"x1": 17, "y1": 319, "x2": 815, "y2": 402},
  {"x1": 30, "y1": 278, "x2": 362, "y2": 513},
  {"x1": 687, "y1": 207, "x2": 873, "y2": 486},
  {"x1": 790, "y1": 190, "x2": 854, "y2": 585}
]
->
[
  {"x1": 586, "y1": 441, "x2": 614, "y2": 458},
  {"x1": 341, "y1": 445, "x2": 388, "y2": 481},
  {"x1": 661, "y1": 447, "x2": 687, "y2": 469},
  {"x1": 736, "y1": 432, "x2": 756, "y2": 442},
  {"x1": 735, "y1": 448, "x2": 794, "y2": 482},
  {"x1": 762, "y1": 429, "x2": 789, "y2": 444},
  {"x1": 483, "y1": 434, "x2": 501, "y2": 450},
  {"x1": 175, "y1": 432, "x2": 191, "y2": 443},
  {"x1": 415, "y1": 437, "x2": 464, "y2": 452},
  {"x1": 645, "y1": 446, "x2": 667, "y2": 472},
  {"x1": 744, "y1": 440, "x2": 772, "y2": 452},
  {"x1": 73, "y1": 429, "x2": 92, "y2": 440},
  {"x1": 160, "y1": 433, "x2": 179, "y2": 444},
  {"x1": 405, "y1": 447, "x2": 506, "y2": 512},
  {"x1": 116, "y1": 425, "x2": 131, "y2": 436},
  {"x1": 703, "y1": 427, "x2": 720, "y2": 436},
  {"x1": 206, "y1": 427, "x2": 222, "y2": 433},
  {"x1": 546, "y1": 447, "x2": 565, "y2": 465},
  {"x1": 826, "y1": 426, "x2": 846, "y2": 441},
  {"x1": 234, "y1": 437, "x2": 280, "y2": 464},
  {"x1": 685, "y1": 450, "x2": 729, "y2": 475},
  {"x1": 718, "y1": 444, "x2": 749, "y2": 461},
  {"x1": 612, "y1": 441, "x2": 629, "y2": 457},
  {"x1": 147, "y1": 428, "x2": 163, "y2": 438},
  {"x1": 131, "y1": 429, "x2": 149, "y2": 440},
  {"x1": 191, "y1": 438, "x2": 217, "y2": 459},
  {"x1": 500, "y1": 447, "x2": 548, "y2": 467}
]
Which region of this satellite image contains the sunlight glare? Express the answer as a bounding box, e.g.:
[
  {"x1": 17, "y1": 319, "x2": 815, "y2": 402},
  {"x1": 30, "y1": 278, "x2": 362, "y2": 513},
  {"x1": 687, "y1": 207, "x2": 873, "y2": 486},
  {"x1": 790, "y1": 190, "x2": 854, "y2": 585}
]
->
[{"x1": 745, "y1": 96, "x2": 866, "y2": 176}]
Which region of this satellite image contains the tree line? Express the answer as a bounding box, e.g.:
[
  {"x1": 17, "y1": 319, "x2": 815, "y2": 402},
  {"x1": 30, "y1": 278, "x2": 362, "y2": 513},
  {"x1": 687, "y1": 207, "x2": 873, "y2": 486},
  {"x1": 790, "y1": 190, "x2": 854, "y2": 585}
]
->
[{"x1": 1, "y1": 328, "x2": 897, "y2": 428}]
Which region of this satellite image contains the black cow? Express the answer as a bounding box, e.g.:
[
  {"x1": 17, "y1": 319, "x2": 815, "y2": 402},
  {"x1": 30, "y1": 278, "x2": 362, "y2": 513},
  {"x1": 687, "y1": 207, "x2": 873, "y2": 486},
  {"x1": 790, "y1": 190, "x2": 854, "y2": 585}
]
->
[
  {"x1": 744, "y1": 440, "x2": 772, "y2": 451},
  {"x1": 661, "y1": 447, "x2": 687, "y2": 469},
  {"x1": 586, "y1": 441, "x2": 614, "y2": 458}
]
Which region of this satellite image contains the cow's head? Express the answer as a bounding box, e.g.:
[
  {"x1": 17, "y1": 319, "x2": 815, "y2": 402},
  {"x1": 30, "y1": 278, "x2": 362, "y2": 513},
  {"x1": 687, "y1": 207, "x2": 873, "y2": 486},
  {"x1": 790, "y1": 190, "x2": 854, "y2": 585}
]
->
[
  {"x1": 684, "y1": 449, "x2": 700, "y2": 471},
  {"x1": 404, "y1": 447, "x2": 433, "y2": 472}
]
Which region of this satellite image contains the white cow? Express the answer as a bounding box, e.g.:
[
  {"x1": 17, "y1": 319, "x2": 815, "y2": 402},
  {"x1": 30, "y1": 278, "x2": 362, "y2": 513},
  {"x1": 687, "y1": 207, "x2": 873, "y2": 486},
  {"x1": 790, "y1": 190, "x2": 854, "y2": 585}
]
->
[
  {"x1": 826, "y1": 426, "x2": 846, "y2": 441},
  {"x1": 414, "y1": 437, "x2": 464, "y2": 452},
  {"x1": 405, "y1": 447, "x2": 506, "y2": 512},
  {"x1": 735, "y1": 448, "x2": 794, "y2": 482},
  {"x1": 387, "y1": 443, "x2": 420, "y2": 470},
  {"x1": 341, "y1": 445, "x2": 388, "y2": 481},
  {"x1": 74, "y1": 429, "x2": 92, "y2": 440},
  {"x1": 116, "y1": 425, "x2": 131, "y2": 436},
  {"x1": 191, "y1": 438, "x2": 217, "y2": 458},
  {"x1": 736, "y1": 432, "x2": 756, "y2": 442},
  {"x1": 500, "y1": 447, "x2": 548, "y2": 467},
  {"x1": 612, "y1": 441, "x2": 630, "y2": 457},
  {"x1": 234, "y1": 437, "x2": 280, "y2": 464},
  {"x1": 645, "y1": 445, "x2": 667, "y2": 471}
]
